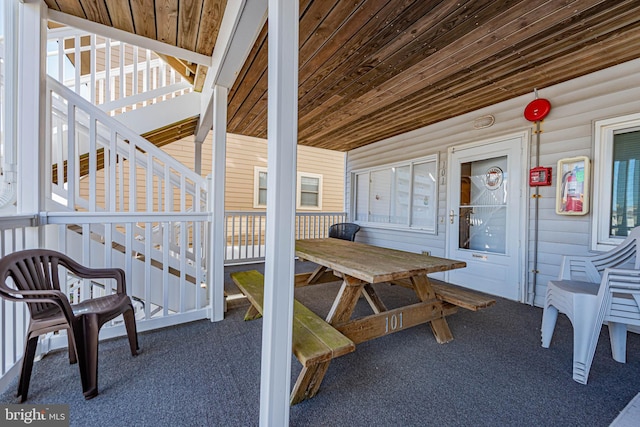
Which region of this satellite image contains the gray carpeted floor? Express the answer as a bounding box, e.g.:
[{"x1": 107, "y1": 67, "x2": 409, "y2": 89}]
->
[{"x1": 2, "y1": 263, "x2": 640, "y2": 427}]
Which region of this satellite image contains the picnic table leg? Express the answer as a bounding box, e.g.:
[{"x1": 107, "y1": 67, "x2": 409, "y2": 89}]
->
[
  {"x1": 243, "y1": 304, "x2": 262, "y2": 321},
  {"x1": 411, "y1": 275, "x2": 454, "y2": 343},
  {"x1": 290, "y1": 361, "x2": 331, "y2": 405},
  {"x1": 326, "y1": 275, "x2": 366, "y2": 324},
  {"x1": 306, "y1": 265, "x2": 329, "y2": 284},
  {"x1": 362, "y1": 283, "x2": 387, "y2": 313}
]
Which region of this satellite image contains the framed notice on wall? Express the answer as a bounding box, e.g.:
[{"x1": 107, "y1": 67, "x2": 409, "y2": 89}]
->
[{"x1": 556, "y1": 156, "x2": 590, "y2": 215}]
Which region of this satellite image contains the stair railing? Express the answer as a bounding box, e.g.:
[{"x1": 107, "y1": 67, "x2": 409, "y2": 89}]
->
[
  {"x1": 46, "y1": 26, "x2": 192, "y2": 117},
  {"x1": 47, "y1": 76, "x2": 206, "y2": 214},
  {"x1": 45, "y1": 76, "x2": 211, "y2": 325}
]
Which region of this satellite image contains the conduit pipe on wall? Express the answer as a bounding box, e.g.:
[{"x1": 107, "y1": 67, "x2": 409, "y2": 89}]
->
[
  {"x1": 524, "y1": 89, "x2": 551, "y2": 305},
  {"x1": 530, "y1": 121, "x2": 541, "y2": 305}
]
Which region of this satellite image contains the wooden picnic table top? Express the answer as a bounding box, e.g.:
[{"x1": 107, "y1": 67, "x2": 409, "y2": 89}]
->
[{"x1": 295, "y1": 238, "x2": 466, "y2": 283}]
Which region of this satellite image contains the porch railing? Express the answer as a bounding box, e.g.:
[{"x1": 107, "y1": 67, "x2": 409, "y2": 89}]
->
[
  {"x1": 0, "y1": 215, "x2": 38, "y2": 390},
  {"x1": 43, "y1": 211, "x2": 210, "y2": 327},
  {"x1": 0, "y1": 210, "x2": 344, "y2": 389},
  {"x1": 224, "y1": 211, "x2": 347, "y2": 265},
  {"x1": 0, "y1": 211, "x2": 210, "y2": 391}
]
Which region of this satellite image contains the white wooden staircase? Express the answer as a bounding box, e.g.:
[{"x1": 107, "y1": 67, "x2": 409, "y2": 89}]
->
[{"x1": 44, "y1": 28, "x2": 212, "y2": 325}]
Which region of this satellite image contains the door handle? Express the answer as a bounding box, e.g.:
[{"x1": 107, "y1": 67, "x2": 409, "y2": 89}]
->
[{"x1": 449, "y1": 209, "x2": 457, "y2": 224}]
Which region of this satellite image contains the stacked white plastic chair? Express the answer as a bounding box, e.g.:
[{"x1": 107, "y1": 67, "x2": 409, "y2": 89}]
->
[
  {"x1": 541, "y1": 227, "x2": 640, "y2": 384},
  {"x1": 582, "y1": 268, "x2": 640, "y2": 382}
]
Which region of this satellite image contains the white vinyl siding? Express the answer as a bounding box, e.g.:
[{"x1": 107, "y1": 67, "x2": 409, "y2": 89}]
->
[{"x1": 346, "y1": 57, "x2": 640, "y2": 308}]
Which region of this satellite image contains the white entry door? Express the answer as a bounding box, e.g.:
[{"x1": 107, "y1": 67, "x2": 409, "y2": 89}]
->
[{"x1": 446, "y1": 134, "x2": 526, "y2": 301}]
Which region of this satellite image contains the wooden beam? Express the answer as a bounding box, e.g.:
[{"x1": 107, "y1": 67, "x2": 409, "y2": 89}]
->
[
  {"x1": 155, "y1": 53, "x2": 196, "y2": 84},
  {"x1": 193, "y1": 65, "x2": 208, "y2": 92},
  {"x1": 141, "y1": 116, "x2": 199, "y2": 147}
]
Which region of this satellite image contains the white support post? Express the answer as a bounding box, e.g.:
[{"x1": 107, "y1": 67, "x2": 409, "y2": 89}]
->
[
  {"x1": 16, "y1": 0, "x2": 46, "y2": 247},
  {"x1": 261, "y1": 0, "x2": 299, "y2": 425},
  {"x1": 194, "y1": 140, "x2": 203, "y2": 175},
  {"x1": 90, "y1": 34, "x2": 96, "y2": 104},
  {"x1": 74, "y1": 35, "x2": 81, "y2": 94},
  {"x1": 2, "y1": 0, "x2": 18, "y2": 198},
  {"x1": 209, "y1": 85, "x2": 227, "y2": 322}
]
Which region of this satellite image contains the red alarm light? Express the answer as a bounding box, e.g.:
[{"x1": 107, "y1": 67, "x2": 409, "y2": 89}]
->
[{"x1": 524, "y1": 98, "x2": 551, "y2": 122}]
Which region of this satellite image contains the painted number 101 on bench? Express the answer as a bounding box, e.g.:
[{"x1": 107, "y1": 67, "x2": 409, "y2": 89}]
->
[{"x1": 385, "y1": 312, "x2": 403, "y2": 333}]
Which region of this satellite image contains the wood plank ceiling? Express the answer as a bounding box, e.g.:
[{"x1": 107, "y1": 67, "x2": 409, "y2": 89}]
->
[{"x1": 44, "y1": 0, "x2": 640, "y2": 152}]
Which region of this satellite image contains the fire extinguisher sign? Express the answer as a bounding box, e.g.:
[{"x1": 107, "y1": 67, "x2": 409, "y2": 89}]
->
[{"x1": 556, "y1": 156, "x2": 590, "y2": 215}]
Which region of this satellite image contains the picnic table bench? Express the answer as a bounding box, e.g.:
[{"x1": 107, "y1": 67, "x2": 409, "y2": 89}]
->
[
  {"x1": 230, "y1": 270, "x2": 355, "y2": 405},
  {"x1": 389, "y1": 277, "x2": 496, "y2": 311},
  {"x1": 295, "y1": 271, "x2": 496, "y2": 312}
]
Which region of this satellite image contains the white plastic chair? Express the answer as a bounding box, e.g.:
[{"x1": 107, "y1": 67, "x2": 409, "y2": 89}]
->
[
  {"x1": 541, "y1": 227, "x2": 640, "y2": 384},
  {"x1": 581, "y1": 268, "x2": 640, "y2": 383}
]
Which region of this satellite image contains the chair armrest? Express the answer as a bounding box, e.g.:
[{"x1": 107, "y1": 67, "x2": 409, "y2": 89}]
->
[
  {"x1": 559, "y1": 255, "x2": 601, "y2": 282},
  {"x1": 57, "y1": 255, "x2": 127, "y2": 295},
  {"x1": 5, "y1": 288, "x2": 75, "y2": 323}
]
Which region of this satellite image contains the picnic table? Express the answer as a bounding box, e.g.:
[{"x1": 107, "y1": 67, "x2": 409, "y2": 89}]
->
[
  {"x1": 232, "y1": 238, "x2": 495, "y2": 404},
  {"x1": 295, "y1": 238, "x2": 495, "y2": 344}
]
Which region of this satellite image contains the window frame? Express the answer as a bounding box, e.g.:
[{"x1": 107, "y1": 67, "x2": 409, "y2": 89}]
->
[
  {"x1": 592, "y1": 112, "x2": 640, "y2": 250},
  {"x1": 351, "y1": 154, "x2": 439, "y2": 234},
  {"x1": 253, "y1": 166, "x2": 268, "y2": 208},
  {"x1": 296, "y1": 172, "x2": 323, "y2": 210},
  {"x1": 253, "y1": 167, "x2": 324, "y2": 210}
]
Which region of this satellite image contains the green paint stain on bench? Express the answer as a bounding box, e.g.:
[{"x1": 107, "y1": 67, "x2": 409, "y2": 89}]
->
[{"x1": 231, "y1": 270, "x2": 355, "y2": 367}]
